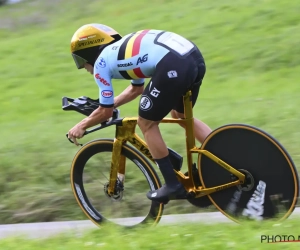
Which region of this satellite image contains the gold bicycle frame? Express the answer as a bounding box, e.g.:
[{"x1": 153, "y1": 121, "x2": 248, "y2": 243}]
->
[{"x1": 108, "y1": 91, "x2": 246, "y2": 198}]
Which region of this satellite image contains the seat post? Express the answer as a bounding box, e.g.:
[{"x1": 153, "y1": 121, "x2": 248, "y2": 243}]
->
[{"x1": 183, "y1": 91, "x2": 196, "y2": 150}]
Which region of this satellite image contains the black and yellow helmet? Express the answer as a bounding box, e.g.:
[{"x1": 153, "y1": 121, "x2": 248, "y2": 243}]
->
[{"x1": 70, "y1": 23, "x2": 122, "y2": 69}]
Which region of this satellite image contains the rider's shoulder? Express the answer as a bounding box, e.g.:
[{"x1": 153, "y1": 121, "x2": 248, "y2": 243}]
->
[{"x1": 94, "y1": 50, "x2": 110, "y2": 72}]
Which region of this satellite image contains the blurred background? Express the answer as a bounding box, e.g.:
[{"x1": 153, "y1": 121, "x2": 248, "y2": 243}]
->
[{"x1": 0, "y1": 0, "x2": 299, "y2": 225}]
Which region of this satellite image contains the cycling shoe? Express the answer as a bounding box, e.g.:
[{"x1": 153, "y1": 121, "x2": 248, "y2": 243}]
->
[{"x1": 146, "y1": 183, "x2": 187, "y2": 203}]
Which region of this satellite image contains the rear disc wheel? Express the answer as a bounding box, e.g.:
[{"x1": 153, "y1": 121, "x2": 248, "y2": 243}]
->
[{"x1": 199, "y1": 124, "x2": 299, "y2": 223}]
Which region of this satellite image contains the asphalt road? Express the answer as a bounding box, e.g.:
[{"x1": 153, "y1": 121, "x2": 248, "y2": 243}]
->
[{"x1": 1, "y1": 208, "x2": 300, "y2": 239}]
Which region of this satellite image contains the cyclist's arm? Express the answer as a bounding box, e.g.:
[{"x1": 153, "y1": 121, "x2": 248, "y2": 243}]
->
[
  {"x1": 78, "y1": 106, "x2": 114, "y2": 130},
  {"x1": 114, "y1": 79, "x2": 144, "y2": 108},
  {"x1": 77, "y1": 61, "x2": 115, "y2": 130},
  {"x1": 79, "y1": 79, "x2": 144, "y2": 129}
]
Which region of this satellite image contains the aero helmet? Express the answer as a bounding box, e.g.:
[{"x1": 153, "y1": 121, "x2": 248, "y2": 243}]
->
[{"x1": 70, "y1": 23, "x2": 122, "y2": 69}]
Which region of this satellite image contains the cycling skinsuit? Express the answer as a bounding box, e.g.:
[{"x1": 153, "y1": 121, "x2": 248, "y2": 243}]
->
[{"x1": 93, "y1": 29, "x2": 206, "y2": 121}]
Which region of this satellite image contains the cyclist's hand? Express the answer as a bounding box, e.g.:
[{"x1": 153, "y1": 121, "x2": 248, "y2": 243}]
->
[{"x1": 68, "y1": 124, "x2": 85, "y2": 146}]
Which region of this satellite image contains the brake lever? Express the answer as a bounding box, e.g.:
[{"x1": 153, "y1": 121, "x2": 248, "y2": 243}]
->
[
  {"x1": 65, "y1": 134, "x2": 83, "y2": 146},
  {"x1": 64, "y1": 109, "x2": 119, "y2": 146},
  {"x1": 65, "y1": 123, "x2": 105, "y2": 146}
]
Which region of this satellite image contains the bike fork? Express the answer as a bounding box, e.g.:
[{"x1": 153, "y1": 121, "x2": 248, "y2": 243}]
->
[{"x1": 108, "y1": 138, "x2": 125, "y2": 195}]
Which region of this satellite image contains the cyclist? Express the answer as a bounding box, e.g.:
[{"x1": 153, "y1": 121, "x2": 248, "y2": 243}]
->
[{"x1": 68, "y1": 23, "x2": 212, "y2": 203}]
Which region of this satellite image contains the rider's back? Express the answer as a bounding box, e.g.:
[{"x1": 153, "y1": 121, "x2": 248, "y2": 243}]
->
[{"x1": 98, "y1": 29, "x2": 195, "y2": 80}]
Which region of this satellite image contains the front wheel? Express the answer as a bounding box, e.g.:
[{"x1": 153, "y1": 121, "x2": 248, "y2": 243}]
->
[
  {"x1": 70, "y1": 139, "x2": 164, "y2": 227},
  {"x1": 199, "y1": 124, "x2": 299, "y2": 223}
]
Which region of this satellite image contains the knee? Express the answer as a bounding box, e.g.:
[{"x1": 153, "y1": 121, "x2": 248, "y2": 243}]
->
[
  {"x1": 170, "y1": 110, "x2": 178, "y2": 119},
  {"x1": 171, "y1": 110, "x2": 186, "y2": 128},
  {"x1": 137, "y1": 116, "x2": 159, "y2": 133},
  {"x1": 171, "y1": 110, "x2": 185, "y2": 119}
]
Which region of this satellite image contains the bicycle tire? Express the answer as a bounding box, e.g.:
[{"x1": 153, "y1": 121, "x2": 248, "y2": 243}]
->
[
  {"x1": 70, "y1": 139, "x2": 164, "y2": 227},
  {"x1": 198, "y1": 124, "x2": 299, "y2": 223}
]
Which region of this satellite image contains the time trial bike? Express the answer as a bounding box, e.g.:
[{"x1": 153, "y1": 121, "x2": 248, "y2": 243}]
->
[{"x1": 62, "y1": 91, "x2": 299, "y2": 228}]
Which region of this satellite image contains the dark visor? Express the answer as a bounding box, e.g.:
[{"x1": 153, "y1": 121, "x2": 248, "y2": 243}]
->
[{"x1": 72, "y1": 54, "x2": 87, "y2": 69}]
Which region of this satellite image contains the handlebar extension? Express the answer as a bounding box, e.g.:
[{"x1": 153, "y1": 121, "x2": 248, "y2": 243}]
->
[{"x1": 62, "y1": 95, "x2": 121, "y2": 145}]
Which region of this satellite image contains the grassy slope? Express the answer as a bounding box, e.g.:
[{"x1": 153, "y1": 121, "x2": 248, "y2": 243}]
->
[
  {"x1": 2, "y1": 219, "x2": 300, "y2": 249},
  {"x1": 0, "y1": 0, "x2": 300, "y2": 223}
]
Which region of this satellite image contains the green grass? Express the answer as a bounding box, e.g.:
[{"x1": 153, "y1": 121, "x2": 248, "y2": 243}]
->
[
  {"x1": 0, "y1": 0, "x2": 300, "y2": 223},
  {"x1": 2, "y1": 219, "x2": 300, "y2": 249}
]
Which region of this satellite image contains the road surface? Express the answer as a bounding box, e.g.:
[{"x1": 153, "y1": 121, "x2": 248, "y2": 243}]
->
[{"x1": 1, "y1": 208, "x2": 300, "y2": 239}]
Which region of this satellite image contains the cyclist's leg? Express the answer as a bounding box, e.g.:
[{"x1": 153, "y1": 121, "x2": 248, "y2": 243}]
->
[
  {"x1": 171, "y1": 84, "x2": 212, "y2": 144},
  {"x1": 138, "y1": 116, "x2": 186, "y2": 200},
  {"x1": 171, "y1": 57, "x2": 211, "y2": 144},
  {"x1": 137, "y1": 52, "x2": 198, "y2": 201},
  {"x1": 137, "y1": 118, "x2": 168, "y2": 159},
  {"x1": 171, "y1": 111, "x2": 211, "y2": 144}
]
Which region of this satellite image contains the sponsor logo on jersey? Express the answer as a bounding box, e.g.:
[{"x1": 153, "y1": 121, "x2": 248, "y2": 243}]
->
[
  {"x1": 117, "y1": 30, "x2": 150, "y2": 79},
  {"x1": 136, "y1": 54, "x2": 148, "y2": 65},
  {"x1": 98, "y1": 57, "x2": 106, "y2": 68},
  {"x1": 118, "y1": 62, "x2": 133, "y2": 67},
  {"x1": 101, "y1": 90, "x2": 113, "y2": 98},
  {"x1": 78, "y1": 38, "x2": 104, "y2": 47},
  {"x1": 95, "y1": 73, "x2": 110, "y2": 86}
]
